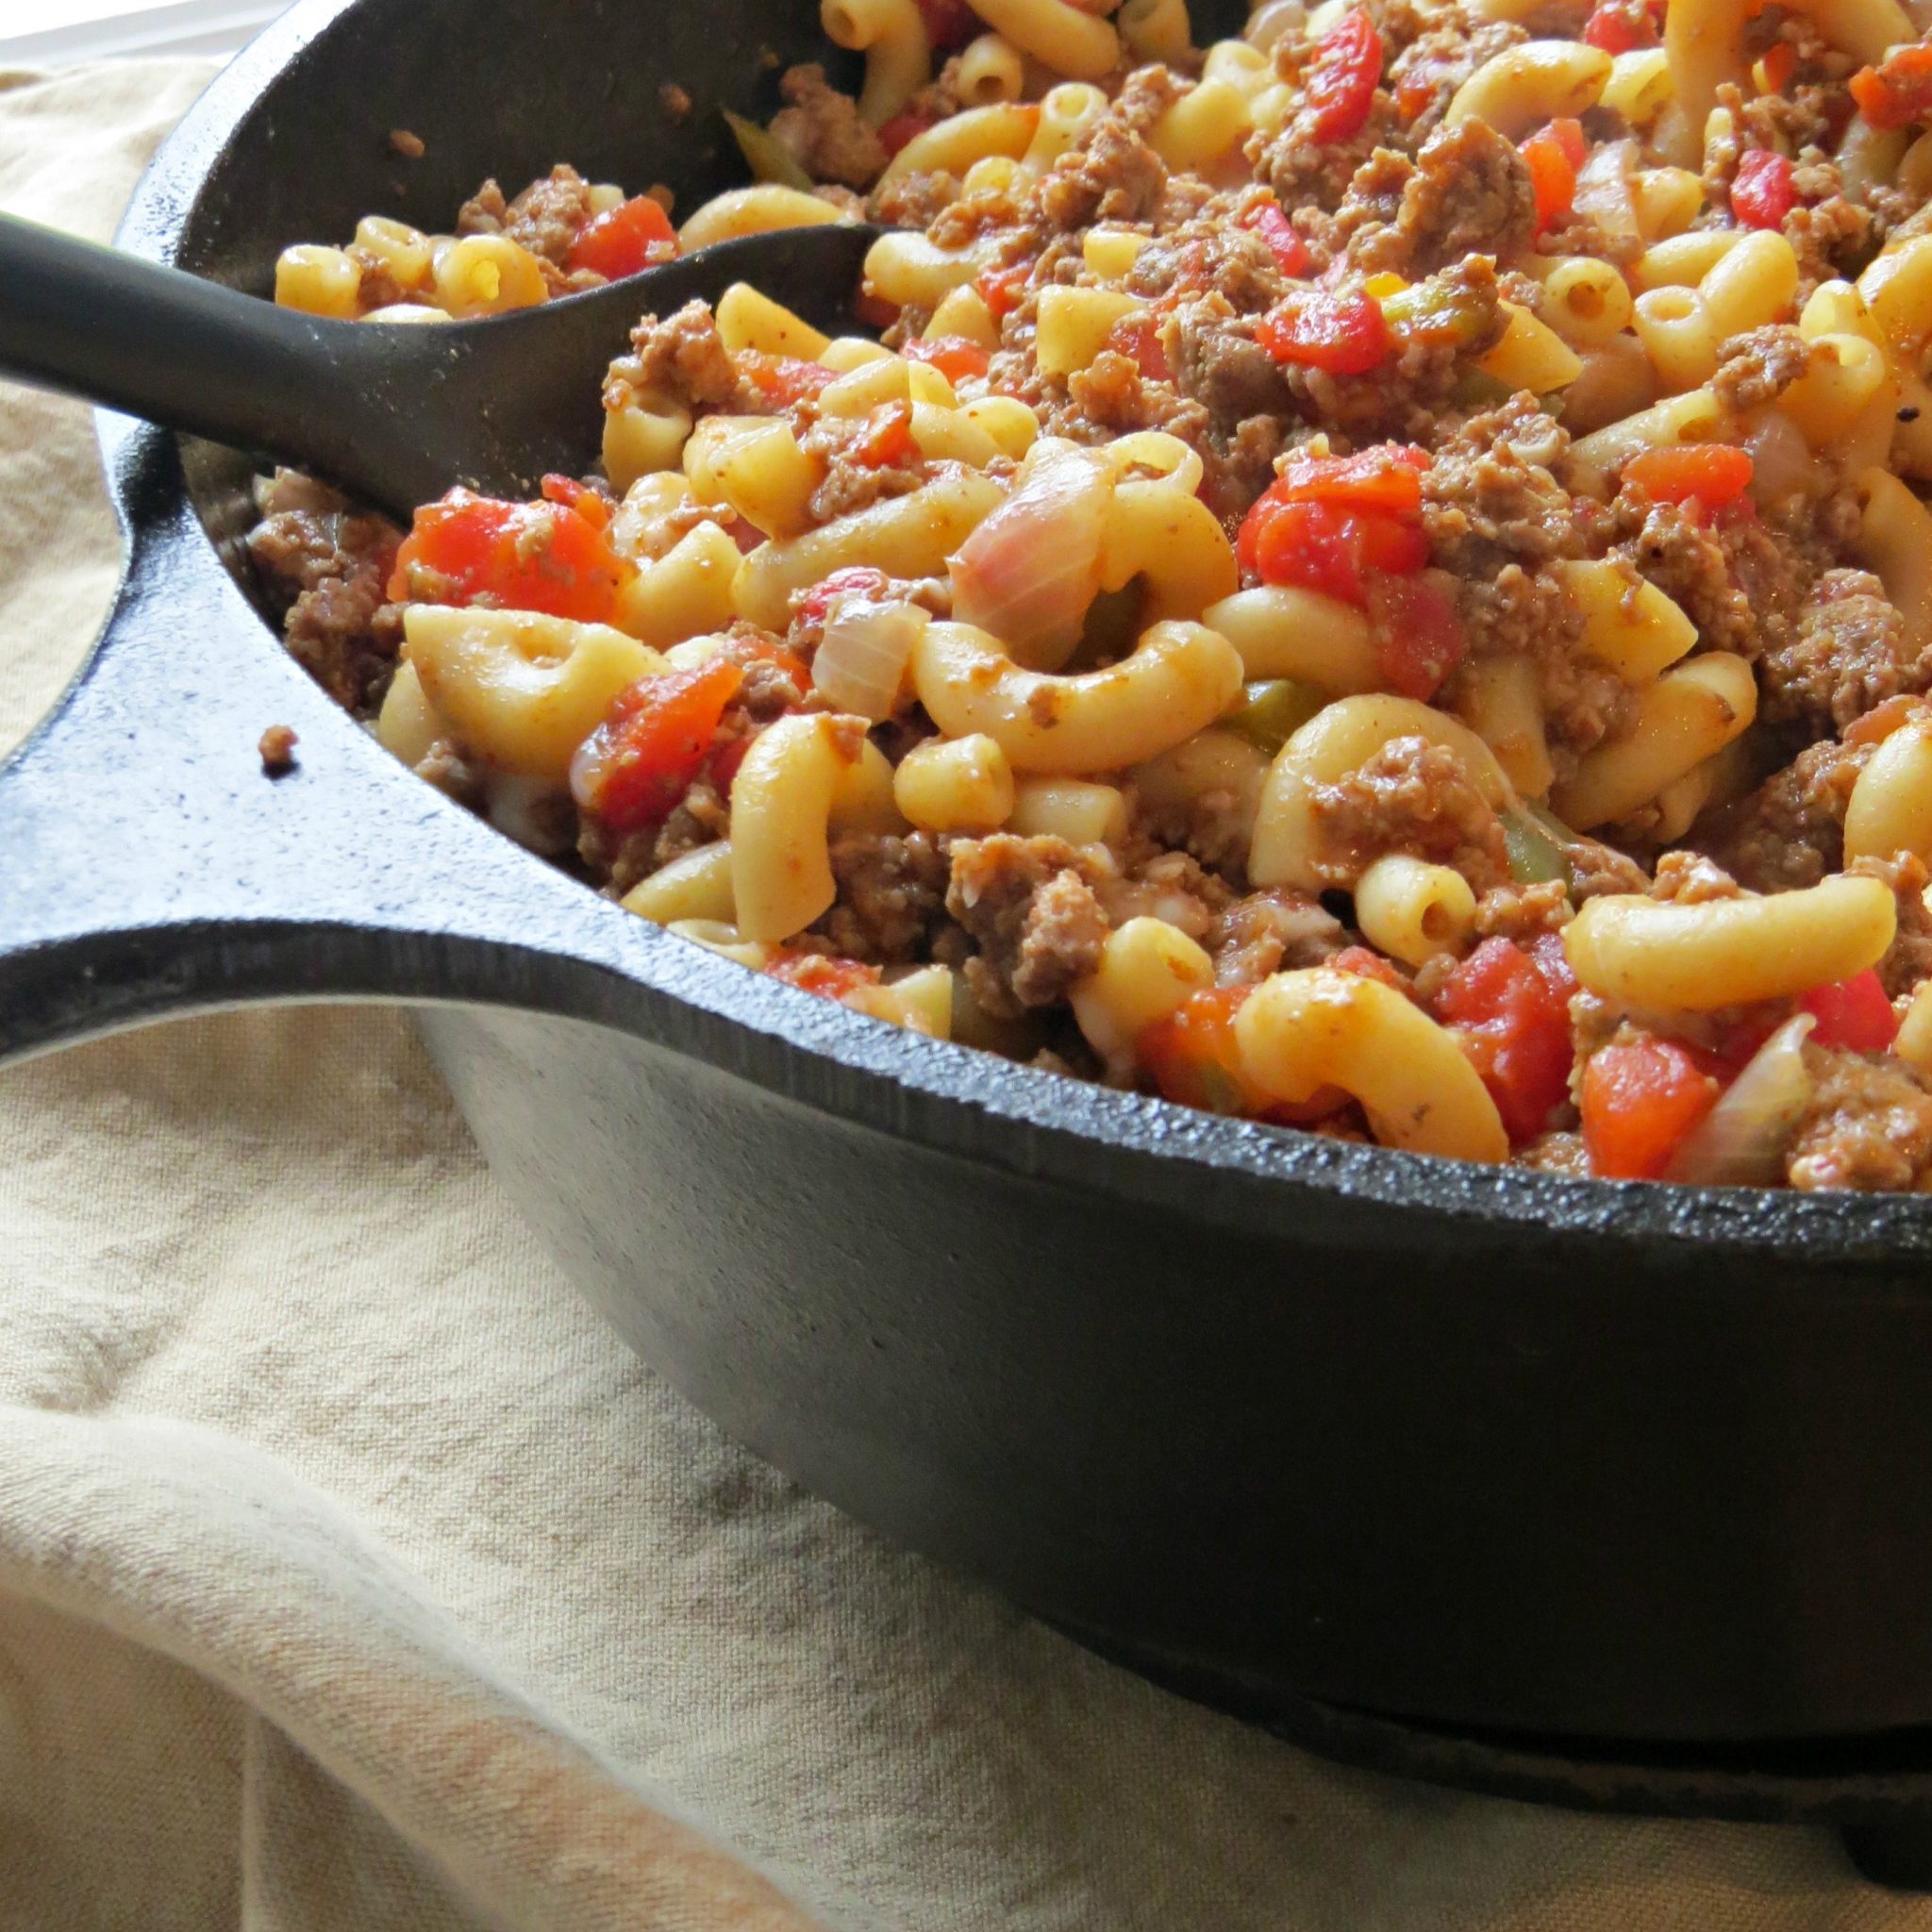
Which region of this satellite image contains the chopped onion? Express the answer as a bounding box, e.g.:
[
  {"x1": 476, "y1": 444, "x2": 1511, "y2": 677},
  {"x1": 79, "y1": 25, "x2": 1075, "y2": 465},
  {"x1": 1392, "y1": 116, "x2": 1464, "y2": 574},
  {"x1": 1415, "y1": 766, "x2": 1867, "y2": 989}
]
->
[
  {"x1": 1573, "y1": 139, "x2": 1640, "y2": 243},
  {"x1": 811, "y1": 595, "x2": 927, "y2": 721},
  {"x1": 950, "y1": 441, "x2": 1111, "y2": 672},
  {"x1": 1743, "y1": 409, "x2": 1826, "y2": 508},
  {"x1": 1664, "y1": 1013, "x2": 1816, "y2": 1188}
]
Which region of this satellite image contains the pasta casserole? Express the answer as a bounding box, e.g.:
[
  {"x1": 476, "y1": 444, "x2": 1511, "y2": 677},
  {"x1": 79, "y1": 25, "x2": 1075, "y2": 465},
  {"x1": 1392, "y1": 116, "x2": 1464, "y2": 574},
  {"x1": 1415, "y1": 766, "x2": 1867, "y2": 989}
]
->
[{"x1": 251, "y1": 0, "x2": 1932, "y2": 1189}]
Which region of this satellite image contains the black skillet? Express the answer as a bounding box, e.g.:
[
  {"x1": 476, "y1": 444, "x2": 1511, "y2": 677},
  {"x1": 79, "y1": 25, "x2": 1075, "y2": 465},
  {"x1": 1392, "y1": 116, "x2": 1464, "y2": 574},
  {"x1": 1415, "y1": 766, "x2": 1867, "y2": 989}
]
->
[{"x1": 8, "y1": 0, "x2": 1932, "y2": 1883}]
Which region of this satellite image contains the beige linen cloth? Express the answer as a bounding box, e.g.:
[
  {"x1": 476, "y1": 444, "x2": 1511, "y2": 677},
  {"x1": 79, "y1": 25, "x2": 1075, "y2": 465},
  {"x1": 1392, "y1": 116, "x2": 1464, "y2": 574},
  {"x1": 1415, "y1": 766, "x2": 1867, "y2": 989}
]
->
[{"x1": 0, "y1": 57, "x2": 1923, "y2": 1932}]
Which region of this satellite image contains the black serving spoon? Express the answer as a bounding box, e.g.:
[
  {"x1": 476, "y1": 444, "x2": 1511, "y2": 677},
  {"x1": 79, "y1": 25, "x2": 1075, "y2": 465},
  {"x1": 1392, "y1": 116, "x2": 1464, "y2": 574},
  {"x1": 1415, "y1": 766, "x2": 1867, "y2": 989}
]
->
[{"x1": 0, "y1": 211, "x2": 885, "y2": 521}]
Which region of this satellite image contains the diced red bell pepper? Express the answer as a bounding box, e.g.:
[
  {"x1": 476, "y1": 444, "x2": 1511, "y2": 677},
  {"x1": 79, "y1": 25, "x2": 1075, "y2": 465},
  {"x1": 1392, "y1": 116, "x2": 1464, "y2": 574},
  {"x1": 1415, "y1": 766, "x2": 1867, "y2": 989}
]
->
[
  {"x1": 1240, "y1": 197, "x2": 1313, "y2": 278},
  {"x1": 1237, "y1": 494, "x2": 1428, "y2": 605},
  {"x1": 1305, "y1": 6, "x2": 1384, "y2": 142},
  {"x1": 794, "y1": 565, "x2": 892, "y2": 632},
  {"x1": 1364, "y1": 569, "x2": 1467, "y2": 700},
  {"x1": 903, "y1": 334, "x2": 991, "y2": 382},
  {"x1": 911, "y1": 0, "x2": 979, "y2": 52},
  {"x1": 1138, "y1": 987, "x2": 1274, "y2": 1115},
  {"x1": 740, "y1": 354, "x2": 838, "y2": 407},
  {"x1": 1257, "y1": 288, "x2": 1394, "y2": 375},
  {"x1": 1433, "y1": 937, "x2": 1575, "y2": 1145},
  {"x1": 1274, "y1": 443, "x2": 1428, "y2": 516},
  {"x1": 1800, "y1": 968, "x2": 1901, "y2": 1052},
  {"x1": 975, "y1": 258, "x2": 1034, "y2": 321},
  {"x1": 570, "y1": 658, "x2": 743, "y2": 833},
  {"x1": 566, "y1": 194, "x2": 677, "y2": 279},
  {"x1": 766, "y1": 950, "x2": 885, "y2": 1000},
  {"x1": 1621, "y1": 443, "x2": 1755, "y2": 517},
  {"x1": 1850, "y1": 42, "x2": 1932, "y2": 131},
  {"x1": 1580, "y1": 1035, "x2": 1721, "y2": 1179},
  {"x1": 388, "y1": 487, "x2": 634, "y2": 623},
  {"x1": 1521, "y1": 121, "x2": 1584, "y2": 233},
  {"x1": 1730, "y1": 148, "x2": 1797, "y2": 229},
  {"x1": 877, "y1": 108, "x2": 937, "y2": 157}
]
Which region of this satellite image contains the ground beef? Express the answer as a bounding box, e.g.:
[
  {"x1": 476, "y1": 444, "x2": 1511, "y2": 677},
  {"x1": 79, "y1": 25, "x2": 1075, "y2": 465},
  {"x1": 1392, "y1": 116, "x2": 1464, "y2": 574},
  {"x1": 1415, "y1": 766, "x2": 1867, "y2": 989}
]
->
[
  {"x1": 1211, "y1": 890, "x2": 1348, "y2": 984},
  {"x1": 1710, "y1": 325, "x2": 1816, "y2": 414},
  {"x1": 458, "y1": 164, "x2": 602, "y2": 291},
  {"x1": 1761, "y1": 570, "x2": 1927, "y2": 730},
  {"x1": 1518, "y1": 1128, "x2": 1593, "y2": 1175},
  {"x1": 1424, "y1": 397, "x2": 1586, "y2": 577},
  {"x1": 1307, "y1": 735, "x2": 1510, "y2": 887},
  {"x1": 798, "y1": 408, "x2": 926, "y2": 523},
  {"x1": 947, "y1": 834, "x2": 1112, "y2": 1013},
  {"x1": 608, "y1": 300, "x2": 741, "y2": 414},
  {"x1": 770, "y1": 63, "x2": 889, "y2": 190},
  {"x1": 1036, "y1": 73, "x2": 1176, "y2": 231},
  {"x1": 1849, "y1": 853, "x2": 1932, "y2": 997},
  {"x1": 1096, "y1": 850, "x2": 1235, "y2": 941},
  {"x1": 258, "y1": 724, "x2": 298, "y2": 774},
  {"x1": 1608, "y1": 495, "x2": 1758, "y2": 660},
  {"x1": 1707, "y1": 734, "x2": 1868, "y2": 891},
  {"x1": 1256, "y1": 96, "x2": 1407, "y2": 214},
  {"x1": 1786, "y1": 167, "x2": 1874, "y2": 300},
  {"x1": 246, "y1": 471, "x2": 403, "y2": 710},
  {"x1": 1369, "y1": 116, "x2": 1537, "y2": 277},
  {"x1": 1124, "y1": 195, "x2": 1289, "y2": 315},
  {"x1": 1650, "y1": 849, "x2": 1742, "y2": 902},
  {"x1": 1383, "y1": 9, "x2": 1525, "y2": 141},
  {"x1": 1473, "y1": 877, "x2": 1571, "y2": 940},
  {"x1": 812, "y1": 831, "x2": 952, "y2": 963},
  {"x1": 1165, "y1": 299, "x2": 1295, "y2": 429},
  {"x1": 1786, "y1": 1043, "x2": 1932, "y2": 1191}
]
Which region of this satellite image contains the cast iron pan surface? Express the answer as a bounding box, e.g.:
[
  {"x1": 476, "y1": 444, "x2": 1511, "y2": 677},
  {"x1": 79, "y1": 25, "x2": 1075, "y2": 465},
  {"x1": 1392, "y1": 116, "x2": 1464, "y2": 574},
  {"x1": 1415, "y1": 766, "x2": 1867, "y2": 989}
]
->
[{"x1": 11, "y1": 0, "x2": 1932, "y2": 1850}]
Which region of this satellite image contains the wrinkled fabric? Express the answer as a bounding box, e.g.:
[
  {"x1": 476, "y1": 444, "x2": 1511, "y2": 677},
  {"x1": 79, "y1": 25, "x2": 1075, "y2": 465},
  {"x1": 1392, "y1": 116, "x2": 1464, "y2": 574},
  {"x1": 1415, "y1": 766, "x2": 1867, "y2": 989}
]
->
[{"x1": 0, "y1": 57, "x2": 1923, "y2": 1932}]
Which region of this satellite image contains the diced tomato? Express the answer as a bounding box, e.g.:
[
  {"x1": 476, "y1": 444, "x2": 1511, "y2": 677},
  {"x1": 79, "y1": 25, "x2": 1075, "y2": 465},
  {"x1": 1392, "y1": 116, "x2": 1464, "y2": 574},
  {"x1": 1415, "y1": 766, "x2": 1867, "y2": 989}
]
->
[
  {"x1": 1274, "y1": 443, "x2": 1428, "y2": 516},
  {"x1": 1364, "y1": 570, "x2": 1467, "y2": 700},
  {"x1": 1582, "y1": 0, "x2": 1656, "y2": 53},
  {"x1": 388, "y1": 488, "x2": 634, "y2": 623},
  {"x1": 1850, "y1": 42, "x2": 1932, "y2": 131},
  {"x1": 1525, "y1": 927, "x2": 1578, "y2": 1003},
  {"x1": 903, "y1": 333, "x2": 991, "y2": 382},
  {"x1": 1433, "y1": 938, "x2": 1574, "y2": 1145},
  {"x1": 1257, "y1": 288, "x2": 1394, "y2": 374},
  {"x1": 912, "y1": 0, "x2": 979, "y2": 51},
  {"x1": 1305, "y1": 6, "x2": 1384, "y2": 142},
  {"x1": 1330, "y1": 945, "x2": 1411, "y2": 995},
  {"x1": 1730, "y1": 148, "x2": 1797, "y2": 229},
  {"x1": 854, "y1": 288, "x2": 903, "y2": 332},
  {"x1": 1240, "y1": 196, "x2": 1313, "y2": 278},
  {"x1": 723, "y1": 513, "x2": 765, "y2": 555},
  {"x1": 766, "y1": 950, "x2": 885, "y2": 1000},
  {"x1": 1801, "y1": 968, "x2": 1902, "y2": 1052},
  {"x1": 1108, "y1": 308, "x2": 1172, "y2": 381},
  {"x1": 566, "y1": 194, "x2": 677, "y2": 279},
  {"x1": 708, "y1": 729, "x2": 755, "y2": 799},
  {"x1": 794, "y1": 565, "x2": 891, "y2": 632},
  {"x1": 975, "y1": 258, "x2": 1034, "y2": 321},
  {"x1": 847, "y1": 400, "x2": 918, "y2": 469},
  {"x1": 1622, "y1": 442, "x2": 1755, "y2": 517},
  {"x1": 1521, "y1": 121, "x2": 1583, "y2": 233},
  {"x1": 540, "y1": 473, "x2": 611, "y2": 526},
  {"x1": 1238, "y1": 494, "x2": 1427, "y2": 605},
  {"x1": 1138, "y1": 988, "x2": 1274, "y2": 1115},
  {"x1": 570, "y1": 658, "x2": 742, "y2": 833},
  {"x1": 1757, "y1": 42, "x2": 1797, "y2": 92},
  {"x1": 877, "y1": 108, "x2": 937, "y2": 157},
  {"x1": 740, "y1": 354, "x2": 838, "y2": 407},
  {"x1": 1580, "y1": 1035, "x2": 1721, "y2": 1180}
]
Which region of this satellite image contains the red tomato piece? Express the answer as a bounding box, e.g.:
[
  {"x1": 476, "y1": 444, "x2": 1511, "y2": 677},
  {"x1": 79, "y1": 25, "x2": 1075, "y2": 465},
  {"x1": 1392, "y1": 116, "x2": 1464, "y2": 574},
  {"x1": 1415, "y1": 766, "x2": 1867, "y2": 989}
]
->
[
  {"x1": 975, "y1": 258, "x2": 1034, "y2": 320},
  {"x1": 1622, "y1": 442, "x2": 1755, "y2": 513},
  {"x1": 1580, "y1": 1036, "x2": 1721, "y2": 1180},
  {"x1": 388, "y1": 488, "x2": 634, "y2": 623},
  {"x1": 1757, "y1": 42, "x2": 1797, "y2": 92},
  {"x1": 794, "y1": 565, "x2": 892, "y2": 632},
  {"x1": 540, "y1": 474, "x2": 609, "y2": 526},
  {"x1": 1238, "y1": 496, "x2": 1428, "y2": 605},
  {"x1": 1730, "y1": 148, "x2": 1797, "y2": 228},
  {"x1": 1240, "y1": 197, "x2": 1313, "y2": 278},
  {"x1": 847, "y1": 400, "x2": 918, "y2": 469},
  {"x1": 1274, "y1": 443, "x2": 1428, "y2": 516},
  {"x1": 1305, "y1": 5, "x2": 1384, "y2": 142},
  {"x1": 766, "y1": 951, "x2": 885, "y2": 999},
  {"x1": 571, "y1": 658, "x2": 742, "y2": 833},
  {"x1": 566, "y1": 194, "x2": 677, "y2": 279},
  {"x1": 1520, "y1": 123, "x2": 1580, "y2": 232},
  {"x1": 1850, "y1": 42, "x2": 1932, "y2": 130},
  {"x1": 1138, "y1": 988, "x2": 1275, "y2": 1115},
  {"x1": 1434, "y1": 938, "x2": 1575, "y2": 1144},
  {"x1": 1257, "y1": 288, "x2": 1394, "y2": 374},
  {"x1": 1525, "y1": 927, "x2": 1578, "y2": 1003},
  {"x1": 912, "y1": 0, "x2": 979, "y2": 51},
  {"x1": 740, "y1": 354, "x2": 838, "y2": 407},
  {"x1": 902, "y1": 334, "x2": 992, "y2": 381},
  {"x1": 1582, "y1": 0, "x2": 1649, "y2": 52},
  {"x1": 877, "y1": 108, "x2": 937, "y2": 156},
  {"x1": 1108, "y1": 308, "x2": 1172, "y2": 381},
  {"x1": 1800, "y1": 968, "x2": 1902, "y2": 1052},
  {"x1": 1364, "y1": 570, "x2": 1467, "y2": 701},
  {"x1": 1329, "y1": 945, "x2": 1412, "y2": 995}
]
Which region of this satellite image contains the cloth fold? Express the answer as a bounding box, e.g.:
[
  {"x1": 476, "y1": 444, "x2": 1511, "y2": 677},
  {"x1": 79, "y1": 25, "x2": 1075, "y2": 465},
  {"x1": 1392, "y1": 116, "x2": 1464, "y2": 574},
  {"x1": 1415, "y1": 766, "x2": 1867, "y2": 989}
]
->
[{"x1": 0, "y1": 55, "x2": 1915, "y2": 1932}]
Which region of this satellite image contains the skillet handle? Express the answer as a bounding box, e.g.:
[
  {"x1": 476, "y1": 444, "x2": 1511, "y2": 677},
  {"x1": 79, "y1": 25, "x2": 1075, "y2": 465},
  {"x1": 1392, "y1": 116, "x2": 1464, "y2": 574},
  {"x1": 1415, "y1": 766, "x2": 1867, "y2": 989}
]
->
[{"x1": 0, "y1": 427, "x2": 630, "y2": 1065}]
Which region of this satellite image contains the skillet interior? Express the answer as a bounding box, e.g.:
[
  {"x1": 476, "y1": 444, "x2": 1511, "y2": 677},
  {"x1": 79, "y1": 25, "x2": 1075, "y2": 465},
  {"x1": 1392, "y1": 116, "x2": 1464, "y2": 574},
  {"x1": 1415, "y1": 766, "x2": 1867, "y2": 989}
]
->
[{"x1": 50, "y1": 0, "x2": 1932, "y2": 1765}]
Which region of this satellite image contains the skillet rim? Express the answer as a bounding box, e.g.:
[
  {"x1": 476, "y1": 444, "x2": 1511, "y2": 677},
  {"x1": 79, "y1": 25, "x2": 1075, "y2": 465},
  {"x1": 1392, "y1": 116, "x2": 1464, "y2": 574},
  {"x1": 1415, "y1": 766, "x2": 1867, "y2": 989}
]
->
[{"x1": 96, "y1": 0, "x2": 1932, "y2": 1264}]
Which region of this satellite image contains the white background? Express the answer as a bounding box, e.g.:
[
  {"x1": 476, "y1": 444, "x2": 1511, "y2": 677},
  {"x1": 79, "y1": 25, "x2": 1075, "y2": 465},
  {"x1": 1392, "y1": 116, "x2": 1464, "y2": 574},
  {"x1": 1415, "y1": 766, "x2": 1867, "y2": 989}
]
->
[{"x1": 0, "y1": 0, "x2": 281, "y2": 65}]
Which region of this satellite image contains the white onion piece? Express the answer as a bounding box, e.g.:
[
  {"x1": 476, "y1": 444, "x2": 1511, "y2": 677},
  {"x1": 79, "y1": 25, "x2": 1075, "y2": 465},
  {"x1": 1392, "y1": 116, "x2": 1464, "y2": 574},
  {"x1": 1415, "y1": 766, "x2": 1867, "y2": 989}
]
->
[
  {"x1": 1664, "y1": 1013, "x2": 1816, "y2": 1188},
  {"x1": 1573, "y1": 139, "x2": 1640, "y2": 242},
  {"x1": 1744, "y1": 409, "x2": 1826, "y2": 507},
  {"x1": 950, "y1": 441, "x2": 1111, "y2": 672},
  {"x1": 811, "y1": 595, "x2": 928, "y2": 721}
]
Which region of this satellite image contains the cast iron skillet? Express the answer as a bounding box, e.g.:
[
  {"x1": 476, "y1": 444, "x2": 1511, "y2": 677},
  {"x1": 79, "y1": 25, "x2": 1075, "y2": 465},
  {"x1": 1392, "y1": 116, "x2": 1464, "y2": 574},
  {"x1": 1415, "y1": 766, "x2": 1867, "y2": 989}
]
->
[{"x1": 10, "y1": 0, "x2": 1932, "y2": 1859}]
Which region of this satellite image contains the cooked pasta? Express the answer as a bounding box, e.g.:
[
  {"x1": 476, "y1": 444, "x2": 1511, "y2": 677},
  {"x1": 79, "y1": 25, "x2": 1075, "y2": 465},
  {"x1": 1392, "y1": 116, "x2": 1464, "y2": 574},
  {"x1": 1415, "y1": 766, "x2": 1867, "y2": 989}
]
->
[{"x1": 250, "y1": 0, "x2": 1932, "y2": 1191}]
